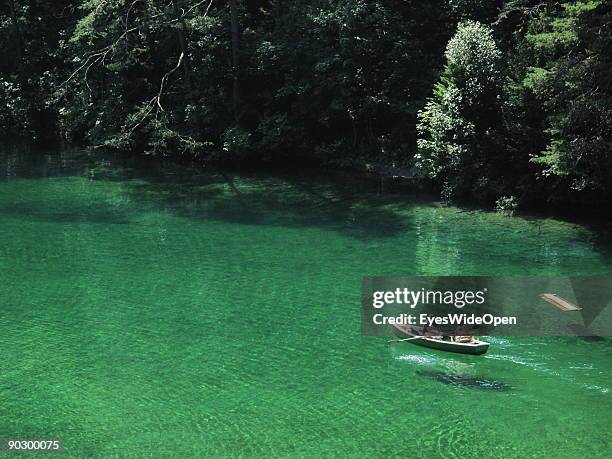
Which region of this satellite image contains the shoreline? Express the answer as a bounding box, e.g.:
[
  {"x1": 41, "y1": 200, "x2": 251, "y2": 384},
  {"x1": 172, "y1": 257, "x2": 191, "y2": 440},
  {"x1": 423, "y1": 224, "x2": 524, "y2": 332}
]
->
[{"x1": 2, "y1": 139, "x2": 612, "y2": 225}]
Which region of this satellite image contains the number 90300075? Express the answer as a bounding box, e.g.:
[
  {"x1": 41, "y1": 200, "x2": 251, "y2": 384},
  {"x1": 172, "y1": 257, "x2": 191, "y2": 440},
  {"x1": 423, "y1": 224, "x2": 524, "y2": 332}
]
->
[{"x1": 2, "y1": 439, "x2": 62, "y2": 452}]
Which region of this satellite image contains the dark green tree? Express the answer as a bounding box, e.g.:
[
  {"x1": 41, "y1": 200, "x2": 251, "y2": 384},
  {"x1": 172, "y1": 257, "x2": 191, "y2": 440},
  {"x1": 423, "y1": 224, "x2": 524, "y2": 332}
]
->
[
  {"x1": 526, "y1": 1, "x2": 612, "y2": 202},
  {"x1": 0, "y1": 0, "x2": 78, "y2": 139}
]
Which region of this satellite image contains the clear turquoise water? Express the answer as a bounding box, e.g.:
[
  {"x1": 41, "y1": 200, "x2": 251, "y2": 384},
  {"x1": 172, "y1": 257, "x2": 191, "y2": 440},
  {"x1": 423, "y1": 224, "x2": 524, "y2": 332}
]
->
[{"x1": 0, "y1": 147, "x2": 610, "y2": 458}]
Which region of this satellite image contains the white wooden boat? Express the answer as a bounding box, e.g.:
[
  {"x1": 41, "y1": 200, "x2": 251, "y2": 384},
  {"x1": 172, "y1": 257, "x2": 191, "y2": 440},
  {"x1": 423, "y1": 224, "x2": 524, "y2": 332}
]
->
[{"x1": 391, "y1": 324, "x2": 490, "y2": 355}]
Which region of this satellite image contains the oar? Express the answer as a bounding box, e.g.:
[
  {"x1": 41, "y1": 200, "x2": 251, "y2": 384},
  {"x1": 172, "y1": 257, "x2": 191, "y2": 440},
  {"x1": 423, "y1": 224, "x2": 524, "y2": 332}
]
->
[{"x1": 387, "y1": 336, "x2": 423, "y2": 346}]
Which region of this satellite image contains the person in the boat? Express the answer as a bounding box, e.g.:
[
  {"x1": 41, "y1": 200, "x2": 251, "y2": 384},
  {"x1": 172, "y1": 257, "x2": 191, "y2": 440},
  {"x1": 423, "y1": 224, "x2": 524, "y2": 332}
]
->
[
  {"x1": 438, "y1": 335, "x2": 473, "y2": 342},
  {"x1": 455, "y1": 336, "x2": 474, "y2": 343}
]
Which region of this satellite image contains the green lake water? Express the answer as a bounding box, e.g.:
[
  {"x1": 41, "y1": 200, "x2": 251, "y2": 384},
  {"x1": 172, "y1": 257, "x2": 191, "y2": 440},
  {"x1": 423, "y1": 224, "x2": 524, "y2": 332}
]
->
[{"x1": 0, "y1": 145, "x2": 611, "y2": 458}]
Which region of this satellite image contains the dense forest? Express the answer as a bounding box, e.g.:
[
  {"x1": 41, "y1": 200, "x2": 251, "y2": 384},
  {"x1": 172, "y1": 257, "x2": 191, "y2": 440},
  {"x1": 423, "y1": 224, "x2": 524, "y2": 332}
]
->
[{"x1": 1, "y1": 1, "x2": 611, "y2": 212}]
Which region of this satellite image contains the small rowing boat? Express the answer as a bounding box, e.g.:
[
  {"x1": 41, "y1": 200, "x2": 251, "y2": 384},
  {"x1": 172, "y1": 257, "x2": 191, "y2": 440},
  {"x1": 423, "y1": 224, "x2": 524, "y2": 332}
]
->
[{"x1": 391, "y1": 324, "x2": 490, "y2": 355}]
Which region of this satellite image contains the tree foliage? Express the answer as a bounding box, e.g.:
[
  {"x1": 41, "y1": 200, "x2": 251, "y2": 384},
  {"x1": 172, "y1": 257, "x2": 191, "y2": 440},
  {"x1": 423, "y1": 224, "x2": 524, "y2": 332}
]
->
[
  {"x1": 526, "y1": 1, "x2": 612, "y2": 198},
  {"x1": 416, "y1": 21, "x2": 504, "y2": 201},
  {"x1": 0, "y1": 1, "x2": 611, "y2": 212}
]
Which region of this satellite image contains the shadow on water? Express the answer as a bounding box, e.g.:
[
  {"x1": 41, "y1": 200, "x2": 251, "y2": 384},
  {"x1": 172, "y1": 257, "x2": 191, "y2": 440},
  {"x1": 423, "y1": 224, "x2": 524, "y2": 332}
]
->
[
  {"x1": 416, "y1": 370, "x2": 513, "y2": 392},
  {"x1": 3, "y1": 145, "x2": 612, "y2": 247},
  {"x1": 1, "y1": 145, "x2": 415, "y2": 239},
  {"x1": 122, "y1": 172, "x2": 414, "y2": 240},
  {"x1": 566, "y1": 324, "x2": 607, "y2": 342},
  {"x1": 0, "y1": 143, "x2": 103, "y2": 179}
]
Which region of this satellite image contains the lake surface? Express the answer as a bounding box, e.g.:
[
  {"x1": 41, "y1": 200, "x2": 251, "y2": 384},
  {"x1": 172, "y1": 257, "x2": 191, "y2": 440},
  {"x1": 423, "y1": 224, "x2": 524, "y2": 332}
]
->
[{"x1": 1, "y1": 145, "x2": 611, "y2": 458}]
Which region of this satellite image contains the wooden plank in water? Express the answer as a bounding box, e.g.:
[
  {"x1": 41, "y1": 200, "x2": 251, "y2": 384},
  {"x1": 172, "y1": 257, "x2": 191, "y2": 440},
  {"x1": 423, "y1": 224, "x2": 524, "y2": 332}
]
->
[{"x1": 540, "y1": 293, "x2": 582, "y2": 311}]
